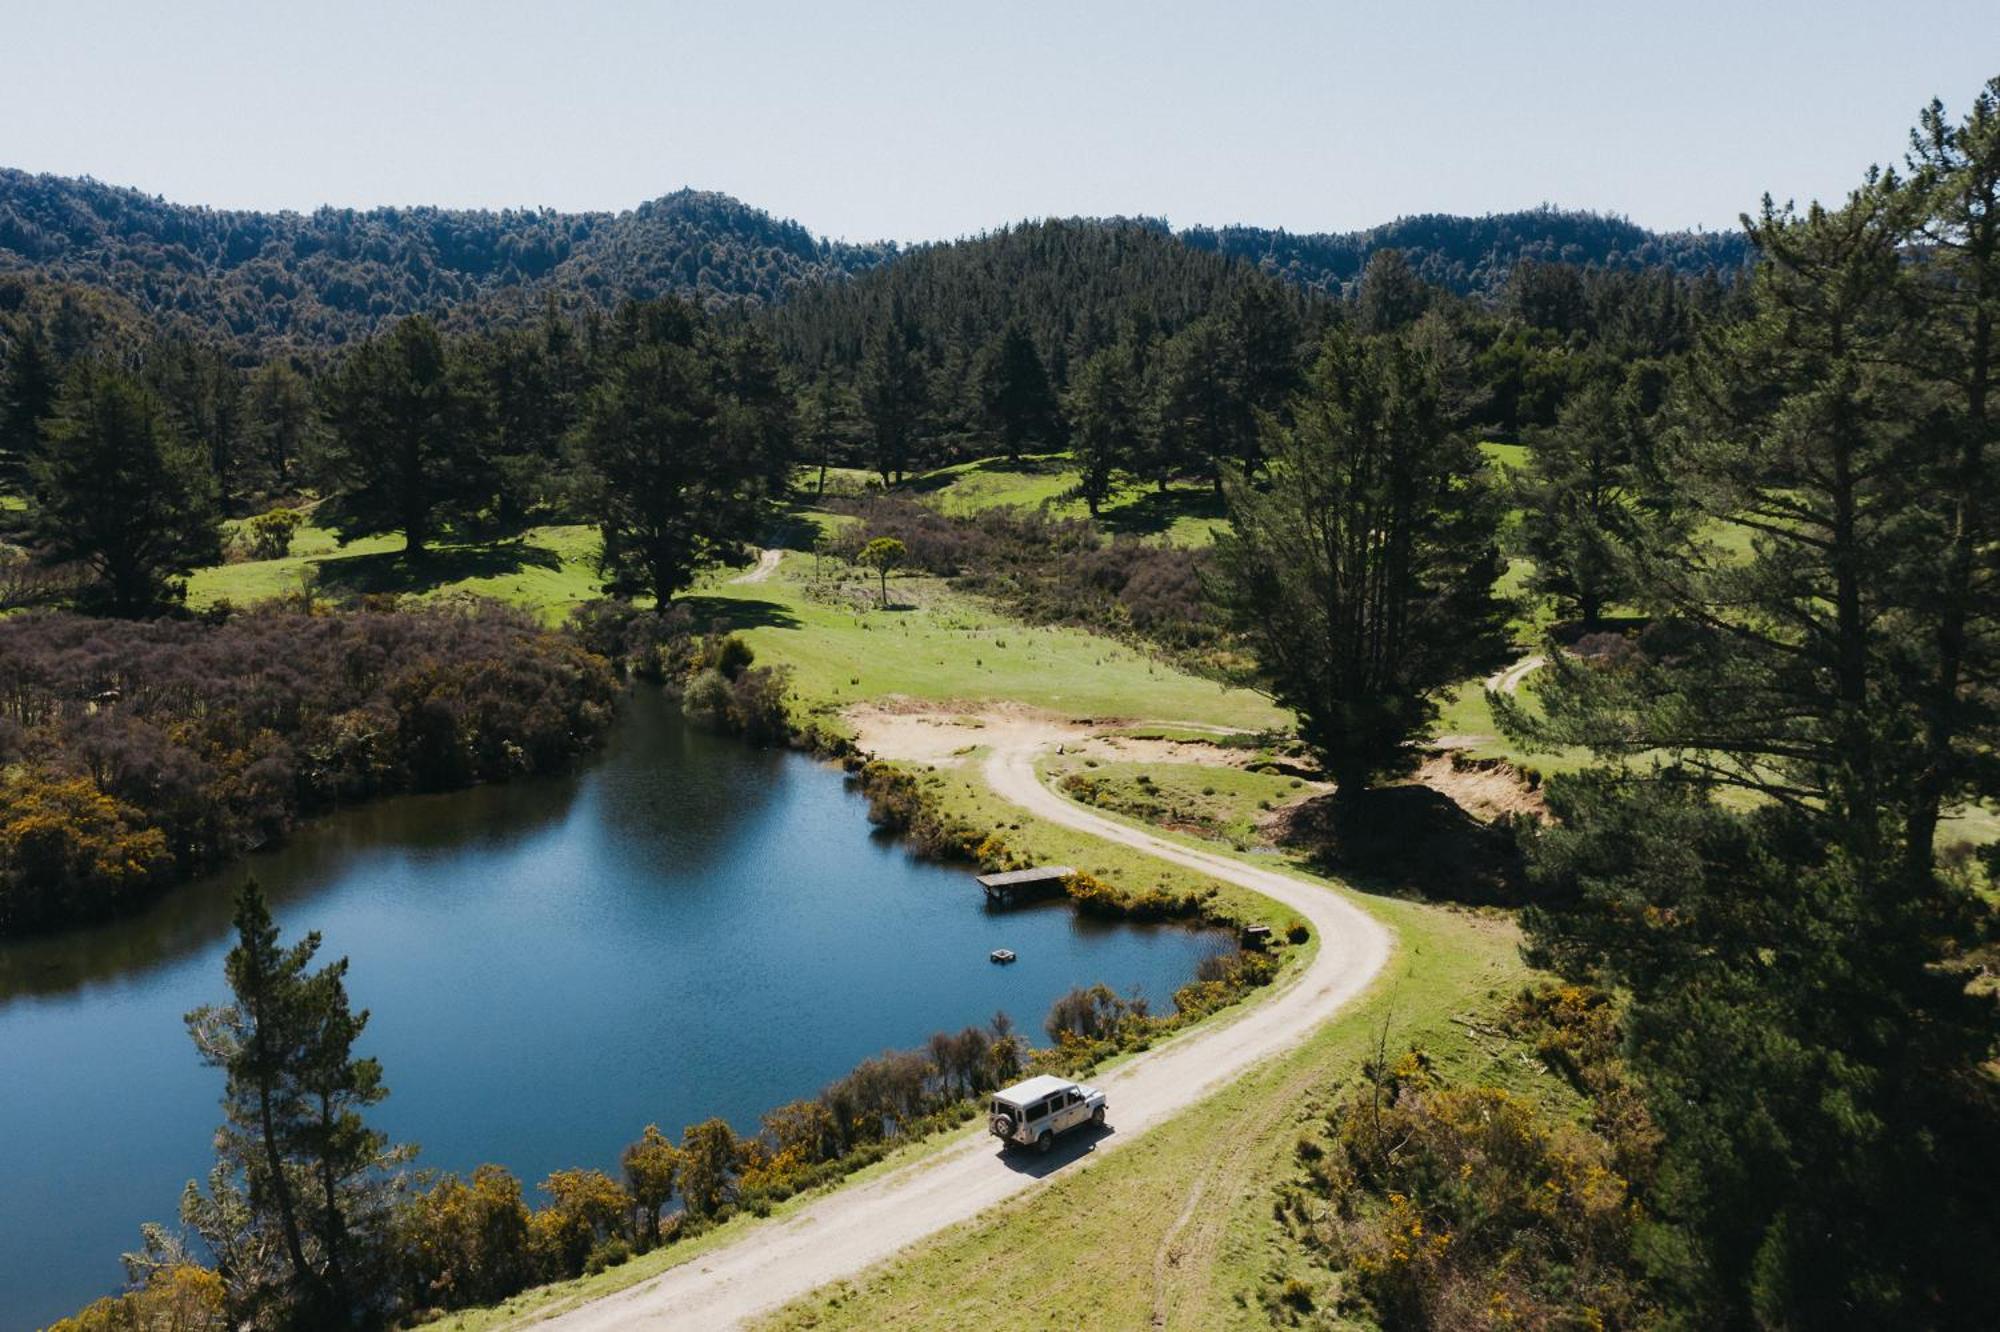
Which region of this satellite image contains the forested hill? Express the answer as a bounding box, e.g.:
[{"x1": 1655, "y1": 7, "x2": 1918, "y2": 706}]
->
[
  {"x1": 1185, "y1": 208, "x2": 1750, "y2": 298},
  {"x1": 0, "y1": 169, "x2": 1746, "y2": 353},
  {"x1": 760, "y1": 218, "x2": 1302, "y2": 374},
  {"x1": 0, "y1": 171, "x2": 895, "y2": 348}
]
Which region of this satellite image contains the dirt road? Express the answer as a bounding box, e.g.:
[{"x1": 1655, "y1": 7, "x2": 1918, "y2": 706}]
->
[
  {"x1": 729, "y1": 548, "x2": 783, "y2": 584},
  {"x1": 528, "y1": 731, "x2": 1391, "y2": 1331}
]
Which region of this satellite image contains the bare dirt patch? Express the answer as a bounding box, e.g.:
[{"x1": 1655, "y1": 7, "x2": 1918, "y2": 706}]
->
[
  {"x1": 844, "y1": 699, "x2": 1273, "y2": 771},
  {"x1": 1416, "y1": 753, "x2": 1548, "y2": 822}
]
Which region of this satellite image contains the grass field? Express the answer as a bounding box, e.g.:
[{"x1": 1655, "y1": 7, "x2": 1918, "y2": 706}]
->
[
  {"x1": 1053, "y1": 758, "x2": 1317, "y2": 850},
  {"x1": 889, "y1": 453, "x2": 1230, "y2": 547},
  {"x1": 186, "y1": 522, "x2": 605, "y2": 623},
  {"x1": 701, "y1": 550, "x2": 1286, "y2": 734}
]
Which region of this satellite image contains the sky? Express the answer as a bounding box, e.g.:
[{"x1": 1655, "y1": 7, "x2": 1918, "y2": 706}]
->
[{"x1": 3, "y1": 1, "x2": 1996, "y2": 243}]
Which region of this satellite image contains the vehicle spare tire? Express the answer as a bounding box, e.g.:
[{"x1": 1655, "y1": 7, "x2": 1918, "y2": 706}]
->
[{"x1": 991, "y1": 1113, "x2": 1015, "y2": 1139}]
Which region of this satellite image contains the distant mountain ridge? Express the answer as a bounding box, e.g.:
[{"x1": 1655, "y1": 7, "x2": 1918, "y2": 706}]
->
[
  {"x1": 1185, "y1": 208, "x2": 1749, "y2": 299},
  {"x1": 0, "y1": 169, "x2": 1747, "y2": 350}
]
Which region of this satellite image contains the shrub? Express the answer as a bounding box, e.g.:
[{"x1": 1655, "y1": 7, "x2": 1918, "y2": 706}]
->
[
  {"x1": 530, "y1": 1169, "x2": 631, "y2": 1280},
  {"x1": 1293, "y1": 1053, "x2": 1652, "y2": 1329},
  {"x1": 393, "y1": 1164, "x2": 536, "y2": 1311},
  {"x1": 0, "y1": 604, "x2": 620, "y2": 935},
  {"x1": 245, "y1": 507, "x2": 303, "y2": 560}
]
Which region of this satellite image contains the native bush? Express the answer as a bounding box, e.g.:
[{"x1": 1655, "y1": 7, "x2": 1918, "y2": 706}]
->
[
  {"x1": 834, "y1": 496, "x2": 1218, "y2": 653},
  {"x1": 393, "y1": 1164, "x2": 537, "y2": 1312},
  {"x1": 0, "y1": 603, "x2": 619, "y2": 934},
  {"x1": 1288, "y1": 1051, "x2": 1651, "y2": 1329}
]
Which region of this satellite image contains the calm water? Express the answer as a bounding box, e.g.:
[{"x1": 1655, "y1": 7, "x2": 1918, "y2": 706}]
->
[{"x1": 0, "y1": 691, "x2": 1226, "y2": 1330}]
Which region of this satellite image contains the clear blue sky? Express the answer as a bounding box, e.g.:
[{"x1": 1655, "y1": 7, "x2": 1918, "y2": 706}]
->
[{"x1": 5, "y1": 1, "x2": 1995, "y2": 241}]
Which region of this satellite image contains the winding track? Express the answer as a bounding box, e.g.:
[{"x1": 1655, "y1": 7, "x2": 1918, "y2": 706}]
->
[
  {"x1": 728, "y1": 548, "x2": 784, "y2": 584},
  {"x1": 529, "y1": 732, "x2": 1392, "y2": 1330}
]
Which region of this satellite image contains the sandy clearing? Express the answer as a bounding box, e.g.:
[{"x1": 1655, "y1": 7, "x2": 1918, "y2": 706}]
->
[
  {"x1": 729, "y1": 548, "x2": 784, "y2": 584},
  {"x1": 843, "y1": 699, "x2": 1267, "y2": 771},
  {"x1": 528, "y1": 723, "x2": 1392, "y2": 1331}
]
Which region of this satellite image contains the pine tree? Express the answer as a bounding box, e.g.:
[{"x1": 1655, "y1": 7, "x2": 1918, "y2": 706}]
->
[
  {"x1": 573, "y1": 333, "x2": 776, "y2": 606},
  {"x1": 30, "y1": 365, "x2": 221, "y2": 615},
  {"x1": 242, "y1": 360, "x2": 319, "y2": 496},
  {"x1": 858, "y1": 311, "x2": 926, "y2": 485},
  {"x1": 0, "y1": 324, "x2": 59, "y2": 497},
  {"x1": 1511, "y1": 375, "x2": 1656, "y2": 628},
  {"x1": 1065, "y1": 345, "x2": 1141, "y2": 514},
  {"x1": 978, "y1": 321, "x2": 1060, "y2": 460},
  {"x1": 153, "y1": 341, "x2": 246, "y2": 513},
  {"x1": 1355, "y1": 248, "x2": 1432, "y2": 334},
  {"x1": 318, "y1": 316, "x2": 490, "y2": 557},
  {"x1": 1899, "y1": 77, "x2": 2000, "y2": 880},
  {"x1": 1504, "y1": 162, "x2": 2000, "y2": 1324},
  {"x1": 183, "y1": 881, "x2": 402, "y2": 1326},
  {"x1": 1212, "y1": 331, "x2": 1508, "y2": 794},
  {"x1": 1154, "y1": 317, "x2": 1249, "y2": 492}
]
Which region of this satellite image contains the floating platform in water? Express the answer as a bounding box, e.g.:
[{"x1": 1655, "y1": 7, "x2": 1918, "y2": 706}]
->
[
  {"x1": 976, "y1": 865, "x2": 1076, "y2": 905},
  {"x1": 990, "y1": 948, "x2": 1017, "y2": 964}
]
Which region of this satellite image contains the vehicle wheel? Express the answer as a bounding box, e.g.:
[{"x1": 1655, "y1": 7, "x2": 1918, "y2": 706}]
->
[
  {"x1": 1036, "y1": 1131, "x2": 1053, "y2": 1155},
  {"x1": 1091, "y1": 1106, "x2": 1106, "y2": 1127},
  {"x1": 991, "y1": 1113, "x2": 1015, "y2": 1141}
]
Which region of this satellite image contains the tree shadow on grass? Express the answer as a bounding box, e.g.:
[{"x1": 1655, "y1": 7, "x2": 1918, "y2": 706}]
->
[
  {"x1": 673, "y1": 594, "x2": 802, "y2": 633},
  {"x1": 313, "y1": 540, "x2": 564, "y2": 598},
  {"x1": 1098, "y1": 486, "x2": 1226, "y2": 540}
]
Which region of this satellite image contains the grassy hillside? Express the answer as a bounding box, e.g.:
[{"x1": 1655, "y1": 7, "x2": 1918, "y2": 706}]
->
[
  {"x1": 186, "y1": 522, "x2": 604, "y2": 623},
  {"x1": 704, "y1": 544, "x2": 1283, "y2": 733}
]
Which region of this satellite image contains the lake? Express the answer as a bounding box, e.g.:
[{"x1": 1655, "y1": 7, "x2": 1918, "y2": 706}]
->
[{"x1": 0, "y1": 690, "x2": 1226, "y2": 1330}]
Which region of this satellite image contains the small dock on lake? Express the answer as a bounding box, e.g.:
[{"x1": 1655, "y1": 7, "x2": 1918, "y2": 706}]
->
[{"x1": 976, "y1": 865, "x2": 1076, "y2": 906}]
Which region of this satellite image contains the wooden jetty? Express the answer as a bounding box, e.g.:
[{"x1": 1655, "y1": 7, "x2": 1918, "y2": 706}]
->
[{"x1": 976, "y1": 865, "x2": 1076, "y2": 905}]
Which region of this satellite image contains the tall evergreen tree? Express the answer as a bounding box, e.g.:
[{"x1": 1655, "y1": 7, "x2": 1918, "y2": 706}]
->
[
  {"x1": 858, "y1": 311, "x2": 926, "y2": 485},
  {"x1": 183, "y1": 880, "x2": 401, "y2": 1326},
  {"x1": 1900, "y1": 77, "x2": 2000, "y2": 879},
  {"x1": 0, "y1": 323, "x2": 59, "y2": 496},
  {"x1": 978, "y1": 321, "x2": 1060, "y2": 460},
  {"x1": 242, "y1": 360, "x2": 319, "y2": 496},
  {"x1": 1355, "y1": 247, "x2": 1432, "y2": 334},
  {"x1": 1212, "y1": 331, "x2": 1508, "y2": 793},
  {"x1": 1154, "y1": 317, "x2": 1249, "y2": 492},
  {"x1": 30, "y1": 365, "x2": 220, "y2": 615},
  {"x1": 573, "y1": 333, "x2": 777, "y2": 606},
  {"x1": 1504, "y1": 164, "x2": 2000, "y2": 1325},
  {"x1": 318, "y1": 316, "x2": 489, "y2": 557},
  {"x1": 1511, "y1": 375, "x2": 1656, "y2": 628},
  {"x1": 1065, "y1": 345, "x2": 1141, "y2": 514},
  {"x1": 798, "y1": 371, "x2": 855, "y2": 496},
  {"x1": 153, "y1": 341, "x2": 246, "y2": 512}
]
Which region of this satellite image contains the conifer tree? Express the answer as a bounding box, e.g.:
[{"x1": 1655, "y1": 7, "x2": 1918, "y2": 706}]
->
[
  {"x1": 858, "y1": 311, "x2": 926, "y2": 484},
  {"x1": 30, "y1": 365, "x2": 221, "y2": 615},
  {"x1": 317, "y1": 316, "x2": 490, "y2": 557},
  {"x1": 1511, "y1": 375, "x2": 1655, "y2": 628},
  {"x1": 0, "y1": 324, "x2": 59, "y2": 496},
  {"x1": 573, "y1": 333, "x2": 775, "y2": 607},
  {"x1": 1065, "y1": 345, "x2": 1142, "y2": 514},
  {"x1": 242, "y1": 360, "x2": 319, "y2": 496},
  {"x1": 1212, "y1": 331, "x2": 1508, "y2": 794},
  {"x1": 978, "y1": 321, "x2": 1060, "y2": 460},
  {"x1": 1504, "y1": 145, "x2": 2000, "y2": 1323},
  {"x1": 183, "y1": 880, "x2": 402, "y2": 1326}
]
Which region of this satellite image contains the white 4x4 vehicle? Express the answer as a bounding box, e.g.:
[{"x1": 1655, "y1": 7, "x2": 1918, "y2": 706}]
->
[{"x1": 988, "y1": 1074, "x2": 1107, "y2": 1153}]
